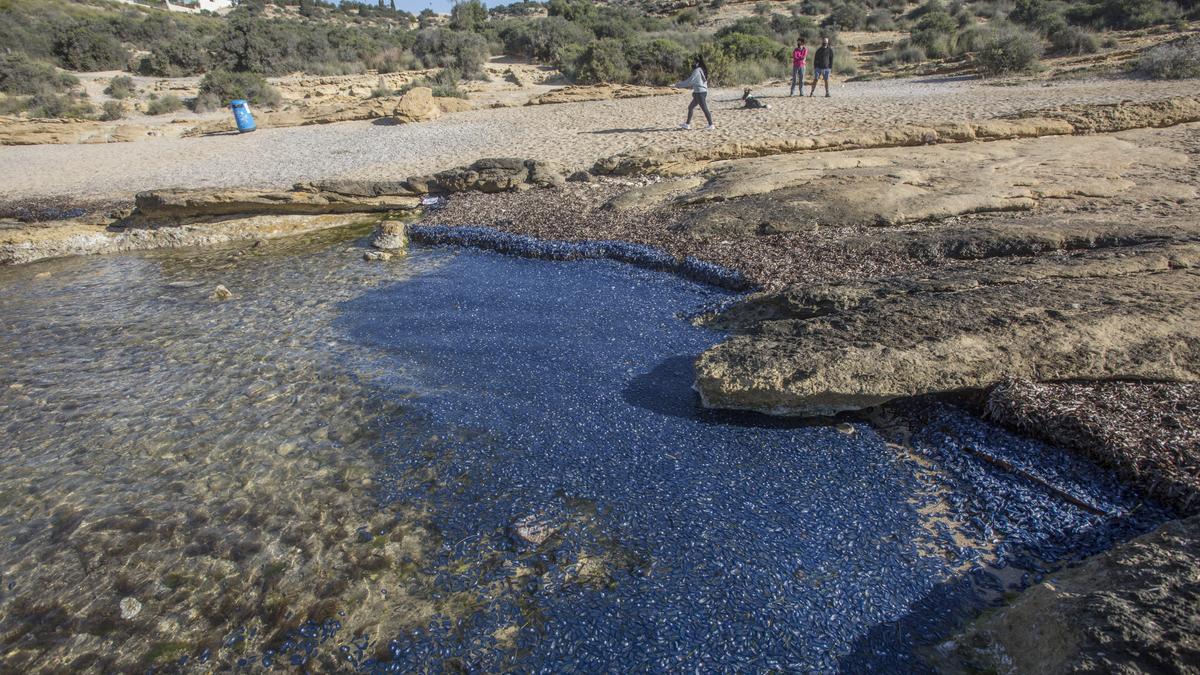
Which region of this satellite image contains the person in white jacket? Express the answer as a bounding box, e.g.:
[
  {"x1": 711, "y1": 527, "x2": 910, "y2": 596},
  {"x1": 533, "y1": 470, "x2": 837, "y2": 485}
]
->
[{"x1": 675, "y1": 57, "x2": 714, "y2": 130}]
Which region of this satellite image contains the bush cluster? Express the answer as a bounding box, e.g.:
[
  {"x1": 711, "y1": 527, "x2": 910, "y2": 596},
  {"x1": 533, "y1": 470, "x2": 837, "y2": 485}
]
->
[
  {"x1": 145, "y1": 94, "x2": 184, "y2": 116},
  {"x1": 1137, "y1": 36, "x2": 1200, "y2": 79},
  {"x1": 976, "y1": 26, "x2": 1044, "y2": 76},
  {"x1": 198, "y1": 70, "x2": 283, "y2": 107}
]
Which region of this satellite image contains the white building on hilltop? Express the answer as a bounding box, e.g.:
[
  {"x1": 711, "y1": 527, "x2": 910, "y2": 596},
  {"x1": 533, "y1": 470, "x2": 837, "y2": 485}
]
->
[{"x1": 162, "y1": 0, "x2": 237, "y2": 13}]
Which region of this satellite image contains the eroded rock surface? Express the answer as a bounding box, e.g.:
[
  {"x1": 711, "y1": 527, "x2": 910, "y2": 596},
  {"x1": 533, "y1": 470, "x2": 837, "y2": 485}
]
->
[
  {"x1": 0, "y1": 213, "x2": 378, "y2": 266},
  {"x1": 939, "y1": 514, "x2": 1200, "y2": 674},
  {"x1": 695, "y1": 244, "x2": 1200, "y2": 416},
  {"x1": 593, "y1": 95, "x2": 1200, "y2": 177},
  {"x1": 526, "y1": 84, "x2": 675, "y2": 106},
  {"x1": 613, "y1": 134, "x2": 1193, "y2": 231},
  {"x1": 134, "y1": 188, "x2": 419, "y2": 218}
]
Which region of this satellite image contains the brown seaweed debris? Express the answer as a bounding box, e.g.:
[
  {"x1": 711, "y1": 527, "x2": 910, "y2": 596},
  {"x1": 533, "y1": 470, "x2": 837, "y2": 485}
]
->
[
  {"x1": 417, "y1": 181, "x2": 937, "y2": 290},
  {"x1": 985, "y1": 379, "x2": 1200, "y2": 514}
]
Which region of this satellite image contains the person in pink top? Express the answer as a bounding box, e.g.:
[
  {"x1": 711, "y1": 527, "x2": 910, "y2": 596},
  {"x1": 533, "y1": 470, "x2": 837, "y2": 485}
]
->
[{"x1": 790, "y1": 37, "x2": 808, "y2": 97}]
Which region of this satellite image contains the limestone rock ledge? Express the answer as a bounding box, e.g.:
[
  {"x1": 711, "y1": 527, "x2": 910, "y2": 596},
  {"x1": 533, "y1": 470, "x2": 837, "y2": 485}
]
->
[
  {"x1": 694, "y1": 244, "x2": 1200, "y2": 416},
  {"x1": 0, "y1": 213, "x2": 377, "y2": 266},
  {"x1": 134, "y1": 188, "x2": 419, "y2": 218}
]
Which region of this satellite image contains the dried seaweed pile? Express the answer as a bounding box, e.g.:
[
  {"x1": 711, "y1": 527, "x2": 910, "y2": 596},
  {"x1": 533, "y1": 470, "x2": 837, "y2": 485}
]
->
[
  {"x1": 419, "y1": 182, "x2": 931, "y2": 290},
  {"x1": 986, "y1": 380, "x2": 1200, "y2": 514}
]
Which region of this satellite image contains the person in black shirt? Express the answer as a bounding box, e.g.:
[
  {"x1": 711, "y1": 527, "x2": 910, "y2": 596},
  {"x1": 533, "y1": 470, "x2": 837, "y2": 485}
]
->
[{"x1": 810, "y1": 37, "x2": 834, "y2": 98}]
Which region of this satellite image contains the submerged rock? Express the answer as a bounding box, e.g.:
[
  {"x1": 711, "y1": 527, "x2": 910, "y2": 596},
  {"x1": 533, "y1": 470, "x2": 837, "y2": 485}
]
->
[
  {"x1": 212, "y1": 285, "x2": 233, "y2": 300},
  {"x1": 371, "y1": 222, "x2": 408, "y2": 251},
  {"x1": 119, "y1": 597, "x2": 142, "y2": 620},
  {"x1": 363, "y1": 251, "x2": 393, "y2": 262}
]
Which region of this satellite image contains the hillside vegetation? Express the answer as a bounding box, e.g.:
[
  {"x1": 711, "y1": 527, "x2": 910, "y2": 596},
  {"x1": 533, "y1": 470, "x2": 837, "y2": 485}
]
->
[{"x1": 0, "y1": 0, "x2": 1197, "y2": 121}]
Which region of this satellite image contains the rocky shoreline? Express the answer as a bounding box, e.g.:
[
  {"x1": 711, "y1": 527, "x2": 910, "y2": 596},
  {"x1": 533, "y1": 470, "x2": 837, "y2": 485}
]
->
[{"x1": 1, "y1": 97, "x2": 1197, "y2": 670}]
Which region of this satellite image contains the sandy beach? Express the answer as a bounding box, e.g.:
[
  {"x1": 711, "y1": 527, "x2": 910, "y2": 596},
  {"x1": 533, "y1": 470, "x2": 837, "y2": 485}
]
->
[{"x1": 3, "y1": 74, "x2": 1198, "y2": 207}]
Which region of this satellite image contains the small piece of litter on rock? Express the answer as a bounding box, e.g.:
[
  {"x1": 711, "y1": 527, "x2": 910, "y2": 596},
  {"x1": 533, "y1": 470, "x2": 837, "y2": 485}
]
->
[
  {"x1": 835, "y1": 423, "x2": 856, "y2": 435},
  {"x1": 119, "y1": 597, "x2": 142, "y2": 620},
  {"x1": 212, "y1": 285, "x2": 233, "y2": 300}
]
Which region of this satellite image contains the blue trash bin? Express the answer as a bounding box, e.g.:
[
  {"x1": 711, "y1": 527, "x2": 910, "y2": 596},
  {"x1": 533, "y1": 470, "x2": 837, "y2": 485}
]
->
[{"x1": 230, "y1": 99, "x2": 256, "y2": 133}]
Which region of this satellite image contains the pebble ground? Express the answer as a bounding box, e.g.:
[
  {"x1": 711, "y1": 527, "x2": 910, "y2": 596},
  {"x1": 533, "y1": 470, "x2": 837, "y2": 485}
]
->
[{"x1": 1, "y1": 75, "x2": 1196, "y2": 205}]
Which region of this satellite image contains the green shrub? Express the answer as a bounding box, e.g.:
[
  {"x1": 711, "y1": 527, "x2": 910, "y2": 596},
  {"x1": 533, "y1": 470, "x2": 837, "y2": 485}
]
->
[
  {"x1": 717, "y1": 32, "x2": 787, "y2": 62},
  {"x1": 100, "y1": 99, "x2": 124, "y2": 121},
  {"x1": 104, "y1": 75, "x2": 136, "y2": 99},
  {"x1": 876, "y1": 41, "x2": 926, "y2": 66},
  {"x1": 1137, "y1": 37, "x2": 1200, "y2": 79},
  {"x1": 951, "y1": 24, "x2": 988, "y2": 54},
  {"x1": 198, "y1": 70, "x2": 282, "y2": 107},
  {"x1": 624, "y1": 38, "x2": 690, "y2": 85},
  {"x1": 824, "y1": 2, "x2": 868, "y2": 30},
  {"x1": 0, "y1": 54, "x2": 78, "y2": 96},
  {"x1": 1050, "y1": 25, "x2": 1099, "y2": 55},
  {"x1": 1066, "y1": 0, "x2": 1182, "y2": 30},
  {"x1": 52, "y1": 24, "x2": 129, "y2": 72},
  {"x1": 571, "y1": 38, "x2": 631, "y2": 84},
  {"x1": 450, "y1": 0, "x2": 488, "y2": 32},
  {"x1": 1010, "y1": 0, "x2": 1061, "y2": 26},
  {"x1": 833, "y1": 45, "x2": 859, "y2": 76},
  {"x1": 413, "y1": 28, "x2": 489, "y2": 77},
  {"x1": 138, "y1": 37, "x2": 212, "y2": 77},
  {"x1": 28, "y1": 91, "x2": 92, "y2": 118},
  {"x1": 145, "y1": 94, "x2": 184, "y2": 116},
  {"x1": 715, "y1": 17, "x2": 773, "y2": 40},
  {"x1": 976, "y1": 26, "x2": 1043, "y2": 76},
  {"x1": 191, "y1": 92, "x2": 223, "y2": 113},
  {"x1": 398, "y1": 69, "x2": 468, "y2": 98},
  {"x1": 911, "y1": 6, "x2": 959, "y2": 59},
  {"x1": 547, "y1": 0, "x2": 596, "y2": 23},
  {"x1": 864, "y1": 9, "x2": 897, "y2": 31}
]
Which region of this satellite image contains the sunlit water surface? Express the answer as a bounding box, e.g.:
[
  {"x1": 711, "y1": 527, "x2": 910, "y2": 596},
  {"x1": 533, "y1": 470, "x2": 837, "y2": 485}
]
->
[{"x1": 0, "y1": 228, "x2": 1169, "y2": 672}]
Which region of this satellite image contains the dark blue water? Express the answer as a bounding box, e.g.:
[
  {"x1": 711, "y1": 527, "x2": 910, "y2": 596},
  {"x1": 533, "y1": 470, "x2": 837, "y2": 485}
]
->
[{"x1": 322, "y1": 247, "x2": 1171, "y2": 673}]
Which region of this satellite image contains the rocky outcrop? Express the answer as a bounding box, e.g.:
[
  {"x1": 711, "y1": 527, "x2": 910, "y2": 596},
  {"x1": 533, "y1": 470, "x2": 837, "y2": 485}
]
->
[
  {"x1": 0, "y1": 116, "x2": 167, "y2": 145},
  {"x1": 405, "y1": 158, "x2": 565, "y2": 194},
  {"x1": 134, "y1": 188, "x2": 420, "y2": 219},
  {"x1": 694, "y1": 244, "x2": 1200, "y2": 416},
  {"x1": 939, "y1": 514, "x2": 1200, "y2": 674},
  {"x1": 392, "y1": 86, "x2": 441, "y2": 124},
  {"x1": 0, "y1": 213, "x2": 377, "y2": 266},
  {"x1": 526, "y1": 84, "x2": 676, "y2": 106}
]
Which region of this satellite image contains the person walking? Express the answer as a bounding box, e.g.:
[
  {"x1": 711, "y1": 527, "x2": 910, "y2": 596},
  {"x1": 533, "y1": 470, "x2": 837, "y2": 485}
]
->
[
  {"x1": 790, "y1": 38, "x2": 808, "y2": 97},
  {"x1": 810, "y1": 37, "x2": 834, "y2": 98},
  {"x1": 676, "y1": 57, "x2": 714, "y2": 130}
]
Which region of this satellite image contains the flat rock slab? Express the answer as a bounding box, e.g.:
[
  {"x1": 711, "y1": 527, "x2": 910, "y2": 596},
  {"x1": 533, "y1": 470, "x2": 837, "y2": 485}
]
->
[
  {"x1": 670, "y1": 134, "x2": 1192, "y2": 228},
  {"x1": 695, "y1": 245, "x2": 1200, "y2": 416}
]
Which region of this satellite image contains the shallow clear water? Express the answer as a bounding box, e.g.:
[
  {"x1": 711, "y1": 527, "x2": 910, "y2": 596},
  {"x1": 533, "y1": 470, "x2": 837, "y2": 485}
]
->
[{"x1": 0, "y1": 229, "x2": 1170, "y2": 672}]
